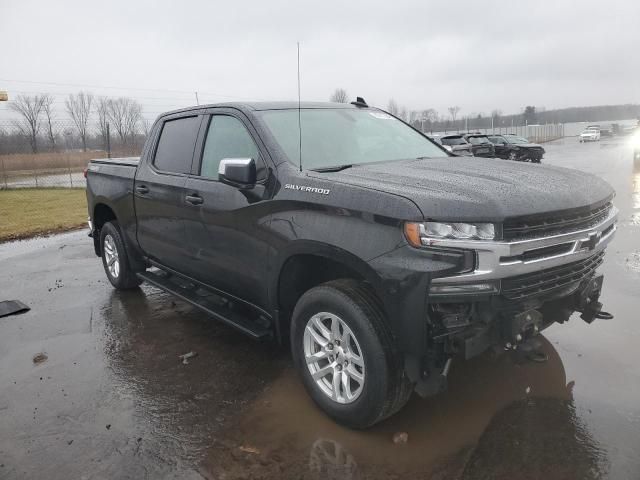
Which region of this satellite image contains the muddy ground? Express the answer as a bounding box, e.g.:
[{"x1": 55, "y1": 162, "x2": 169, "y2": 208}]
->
[{"x1": 1, "y1": 137, "x2": 639, "y2": 479}]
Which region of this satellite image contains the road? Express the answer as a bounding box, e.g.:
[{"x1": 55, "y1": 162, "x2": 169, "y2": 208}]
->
[{"x1": 1, "y1": 137, "x2": 639, "y2": 479}]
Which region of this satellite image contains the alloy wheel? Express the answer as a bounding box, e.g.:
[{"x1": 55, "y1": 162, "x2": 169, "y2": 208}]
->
[
  {"x1": 303, "y1": 312, "x2": 365, "y2": 404},
  {"x1": 103, "y1": 234, "x2": 120, "y2": 278}
]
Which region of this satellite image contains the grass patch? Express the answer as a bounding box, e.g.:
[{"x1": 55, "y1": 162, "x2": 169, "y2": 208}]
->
[{"x1": 0, "y1": 188, "x2": 87, "y2": 242}]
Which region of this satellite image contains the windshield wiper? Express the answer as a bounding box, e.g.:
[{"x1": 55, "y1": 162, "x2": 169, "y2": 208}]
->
[{"x1": 311, "y1": 164, "x2": 353, "y2": 172}]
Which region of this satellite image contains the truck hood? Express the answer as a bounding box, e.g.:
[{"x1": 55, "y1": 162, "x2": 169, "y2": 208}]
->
[{"x1": 309, "y1": 157, "x2": 614, "y2": 222}]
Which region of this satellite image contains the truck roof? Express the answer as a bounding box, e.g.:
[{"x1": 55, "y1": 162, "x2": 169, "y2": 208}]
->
[{"x1": 161, "y1": 101, "x2": 360, "y2": 117}]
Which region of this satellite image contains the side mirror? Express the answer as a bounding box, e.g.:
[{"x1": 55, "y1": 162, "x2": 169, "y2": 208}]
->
[
  {"x1": 218, "y1": 158, "x2": 256, "y2": 188},
  {"x1": 443, "y1": 145, "x2": 453, "y2": 153}
]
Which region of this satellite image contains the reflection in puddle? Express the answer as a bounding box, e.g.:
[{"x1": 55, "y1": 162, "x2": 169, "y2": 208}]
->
[
  {"x1": 309, "y1": 439, "x2": 360, "y2": 480},
  {"x1": 463, "y1": 397, "x2": 608, "y2": 479},
  {"x1": 202, "y1": 337, "x2": 607, "y2": 478},
  {"x1": 99, "y1": 288, "x2": 287, "y2": 477}
]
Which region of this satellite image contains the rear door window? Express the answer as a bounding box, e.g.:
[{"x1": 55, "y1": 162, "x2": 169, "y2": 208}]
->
[
  {"x1": 199, "y1": 115, "x2": 264, "y2": 180},
  {"x1": 153, "y1": 116, "x2": 201, "y2": 174}
]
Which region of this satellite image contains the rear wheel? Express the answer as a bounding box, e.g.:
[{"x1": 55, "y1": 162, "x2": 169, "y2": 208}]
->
[
  {"x1": 100, "y1": 221, "x2": 142, "y2": 290},
  {"x1": 290, "y1": 279, "x2": 412, "y2": 428}
]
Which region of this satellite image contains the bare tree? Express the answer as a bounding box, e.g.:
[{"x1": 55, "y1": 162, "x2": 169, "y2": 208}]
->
[
  {"x1": 141, "y1": 117, "x2": 151, "y2": 136},
  {"x1": 107, "y1": 97, "x2": 143, "y2": 145},
  {"x1": 124, "y1": 100, "x2": 142, "y2": 143},
  {"x1": 96, "y1": 97, "x2": 110, "y2": 150},
  {"x1": 414, "y1": 108, "x2": 438, "y2": 132},
  {"x1": 423, "y1": 109, "x2": 438, "y2": 122},
  {"x1": 448, "y1": 106, "x2": 460, "y2": 122},
  {"x1": 9, "y1": 95, "x2": 47, "y2": 153},
  {"x1": 106, "y1": 98, "x2": 129, "y2": 144},
  {"x1": 386, "y1": 99, "x2": 399, "y2": 116},
  {"x1": 42, "y1": 94, "x2": 57, "y2": 150},
  {"x1": 66, "y1": 92, "x2": 94, "y2": 151},
  {"x1": 329, "y1": 88, "x2": 349, "y2": 103}
]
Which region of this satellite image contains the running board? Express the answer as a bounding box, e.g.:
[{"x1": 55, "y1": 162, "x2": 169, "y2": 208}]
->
[{"x1": 137, "y1": 270, "x2": 271, "y2": 340}]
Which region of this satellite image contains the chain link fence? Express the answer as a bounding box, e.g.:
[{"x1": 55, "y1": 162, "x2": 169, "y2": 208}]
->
[
  {"x1": 0, "y1": 120, "x2": 145, "y2": 241},
  {"x1": 0, "y1": 120, "x2": 146, "y2": 190},
  {"x1": 428, "y1": 123, "x2": 565, "y2": 143}
]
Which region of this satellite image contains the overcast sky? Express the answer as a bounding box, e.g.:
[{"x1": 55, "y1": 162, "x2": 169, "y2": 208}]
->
[{"x1": 1, "y1": 0, "x2": 639, "y2": 120}]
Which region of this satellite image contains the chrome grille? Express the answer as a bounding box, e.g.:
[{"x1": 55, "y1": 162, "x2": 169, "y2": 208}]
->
[
  {"x1": 501, "y1": 251, "x2": 604, "y2": 301},
  {"x1": 503, "y1": 202, "x2": 612, "y2": 241}
]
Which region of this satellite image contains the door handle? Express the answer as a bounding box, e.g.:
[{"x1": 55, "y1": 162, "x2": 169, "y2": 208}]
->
[
  {"x1": 185, "y1": 194, "x2": 204, "y2": 206},
  {"x1": 135, "y1": 185, "x2": 149, "y2": 195}
]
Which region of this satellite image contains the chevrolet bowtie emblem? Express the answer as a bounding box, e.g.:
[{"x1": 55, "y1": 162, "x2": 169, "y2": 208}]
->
[{"x1": 586, "y1": 231, "x2": 602, "y2": 251}]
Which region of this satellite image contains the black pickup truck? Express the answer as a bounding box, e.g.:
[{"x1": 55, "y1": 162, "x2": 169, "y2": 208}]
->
[
  {"x1": 488, "y1": 134, "x2": 546, "y2": 162},
  {"x1": 86, "y1": 101, "x2": 617, "y2": 428}
]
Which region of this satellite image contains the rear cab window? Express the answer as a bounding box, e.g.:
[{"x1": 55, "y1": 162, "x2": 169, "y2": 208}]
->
[{"x1": 153, "y1": 116, "x2": 201, "y2": 174}]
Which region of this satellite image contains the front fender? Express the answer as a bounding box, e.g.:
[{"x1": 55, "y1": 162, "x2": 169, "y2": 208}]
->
[{"x1": 268, "y1": 240, "x2": 387, "y2": 314}]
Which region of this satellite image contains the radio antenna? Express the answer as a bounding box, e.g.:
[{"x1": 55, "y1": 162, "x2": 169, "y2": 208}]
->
[{"x1": 297, "y1": 41, "x2": 302, "y2": 172}]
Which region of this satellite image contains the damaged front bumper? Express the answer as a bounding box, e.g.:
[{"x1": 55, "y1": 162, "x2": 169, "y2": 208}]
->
[{"x1": 412, "y1": 207, "x2": 618, "y2": 397}]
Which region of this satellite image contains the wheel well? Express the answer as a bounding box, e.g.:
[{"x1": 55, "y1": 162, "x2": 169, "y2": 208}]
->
[
  {"x1": 94, "y1": 203, "x2": 116, "y2": 230},
  {"x1": 278, "y1": 254, "x2": 367, "y2": 333},
  {"x1": 92, "y1": 204, "x2": 116, "y2": 255}
]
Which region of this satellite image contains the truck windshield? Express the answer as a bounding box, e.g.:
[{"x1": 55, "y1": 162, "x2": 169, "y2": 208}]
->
[{"x1": 257, "y1": 108, "x2": 447, "y2": 170}]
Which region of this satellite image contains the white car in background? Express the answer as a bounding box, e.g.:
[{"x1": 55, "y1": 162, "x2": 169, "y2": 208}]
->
[{"x1": 579, "y1": 126, "x2": 601, "y2": 142}]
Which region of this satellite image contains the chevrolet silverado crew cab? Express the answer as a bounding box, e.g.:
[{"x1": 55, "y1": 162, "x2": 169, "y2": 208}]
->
[{"x1": 86, "y1": 100, "x2": 617, "y2": 428}]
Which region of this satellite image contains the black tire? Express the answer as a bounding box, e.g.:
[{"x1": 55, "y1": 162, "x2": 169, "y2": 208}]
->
[
  {"x1": 290, "y1": 279, "x2": 413, "y2": 428},
  {"x1": 507, "y1": 151, "x2": 518, "y2": 161},
  {"x1": 100, "y1": 221, "x2": 142, "y2": 290}
]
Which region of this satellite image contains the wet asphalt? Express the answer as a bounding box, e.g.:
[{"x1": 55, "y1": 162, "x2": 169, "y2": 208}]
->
[{"x1": 1, "y1": 137, "x2": 639, "y2": 480}]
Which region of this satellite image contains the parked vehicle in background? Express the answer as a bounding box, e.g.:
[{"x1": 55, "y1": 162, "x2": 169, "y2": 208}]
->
[
  {"x1": 488, "y1": 134, "x2": 545, "y2": 162},
  {"x1": 599, "y1": 126, "x2": 614, "y2": 137},
  {"x1": 579, "y1": 127, "x2": 601, "y2": 142},
  {"x1": 439, "y1": 134, "x2": 473, "y2": 156},
  {"x1": 463, "y1": 134, "x2": 496, "y2": 158},
  {"x1": 86, "y1": 100, "x2": 615, "y2": 428}
]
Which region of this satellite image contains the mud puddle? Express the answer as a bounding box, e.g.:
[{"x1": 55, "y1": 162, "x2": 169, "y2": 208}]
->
[{"x1": 201, "y1": 337, "x2": 582, "y2": 479}]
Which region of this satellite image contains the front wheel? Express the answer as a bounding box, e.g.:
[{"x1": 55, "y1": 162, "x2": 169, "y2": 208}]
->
[
  {"x1": 290, "y1": 279, "x2": 412, "y2": 429},
  {"x1": 100, "y1": 221, "x2": 142, "y2": 290},
  {"x1": 508, "y1": 151, "x2": 519, "y2": 161}
]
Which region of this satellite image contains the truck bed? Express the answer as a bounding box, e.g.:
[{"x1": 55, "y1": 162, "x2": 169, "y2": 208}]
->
[{"x1": 86, "y1": 157, "x2": 139, "y2": 235}]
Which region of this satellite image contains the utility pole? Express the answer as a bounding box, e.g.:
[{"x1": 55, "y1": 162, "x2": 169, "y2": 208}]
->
[
  {"x1": 195, "y1": 92, "x2": 200, "y2": 106},
  {"x1": 106, "y1": 123, "x2": 111, "y2": 159}
]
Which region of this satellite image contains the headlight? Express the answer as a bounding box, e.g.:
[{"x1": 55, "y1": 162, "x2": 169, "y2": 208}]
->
[{"x1": 404, "y1": 221, "x2": 496, "y2": 246}]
